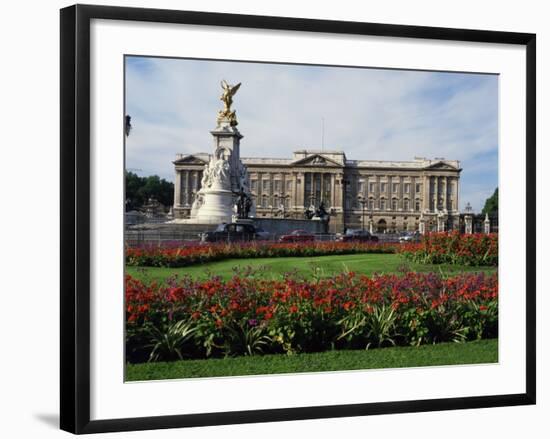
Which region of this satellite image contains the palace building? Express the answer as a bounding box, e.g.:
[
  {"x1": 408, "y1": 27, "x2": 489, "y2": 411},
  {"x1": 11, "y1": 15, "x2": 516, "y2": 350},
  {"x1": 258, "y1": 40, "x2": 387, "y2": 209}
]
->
[{"x1": 173, "y1": 150, "x2": 461, "y2": 234}]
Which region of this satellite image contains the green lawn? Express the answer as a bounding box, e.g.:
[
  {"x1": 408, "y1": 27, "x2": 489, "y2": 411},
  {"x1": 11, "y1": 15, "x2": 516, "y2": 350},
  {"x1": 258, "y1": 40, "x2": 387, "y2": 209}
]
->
[
  {"x1": 127, "y1": 253, "x2": 496, "y2": 283},
  {"x1": 126, "y1": 338, "x2": 498, "y2": 381}
]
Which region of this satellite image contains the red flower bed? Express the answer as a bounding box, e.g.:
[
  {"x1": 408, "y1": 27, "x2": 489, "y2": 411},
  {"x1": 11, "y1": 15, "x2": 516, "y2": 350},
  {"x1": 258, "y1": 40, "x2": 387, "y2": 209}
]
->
[
  {"x1": 126, "y1": 271, "x2": 498, "y2": 362},
  {"x1": 398, "y1": 232, "x2": 498, "y2": 266},
  {"x1": 126, "y1": 241, "x2": 396, "y2": 268}
]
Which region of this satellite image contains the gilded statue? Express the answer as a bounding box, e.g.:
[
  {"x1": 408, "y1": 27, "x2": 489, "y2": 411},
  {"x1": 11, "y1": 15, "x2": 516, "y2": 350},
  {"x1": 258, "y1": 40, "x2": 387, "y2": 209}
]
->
[{"x1": 217, "y1": 80, "x2": 241, "y2": 126}]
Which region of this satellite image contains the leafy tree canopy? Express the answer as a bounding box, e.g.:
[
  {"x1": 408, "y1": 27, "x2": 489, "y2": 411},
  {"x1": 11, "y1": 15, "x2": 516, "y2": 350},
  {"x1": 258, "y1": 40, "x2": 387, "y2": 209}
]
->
[
  {"x1": 125, "y1": 171, "x2": 174, "y2": 211},
  {"x1": 481, "y1": 187, "x2": 498, "y2": 216}
]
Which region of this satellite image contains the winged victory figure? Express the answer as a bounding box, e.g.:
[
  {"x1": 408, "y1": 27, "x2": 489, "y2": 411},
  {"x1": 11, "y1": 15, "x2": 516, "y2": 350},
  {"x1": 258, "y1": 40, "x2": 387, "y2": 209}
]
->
[{"x1": 217, "y1": 80, "x2": 242, "y2": 126}]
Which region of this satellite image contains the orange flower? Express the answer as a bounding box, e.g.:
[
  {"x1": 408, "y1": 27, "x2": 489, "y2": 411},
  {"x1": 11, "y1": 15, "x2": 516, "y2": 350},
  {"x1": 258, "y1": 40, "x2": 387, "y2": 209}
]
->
[{"x1": 343, "y1": 301, "x2": 355, "y2": 311}]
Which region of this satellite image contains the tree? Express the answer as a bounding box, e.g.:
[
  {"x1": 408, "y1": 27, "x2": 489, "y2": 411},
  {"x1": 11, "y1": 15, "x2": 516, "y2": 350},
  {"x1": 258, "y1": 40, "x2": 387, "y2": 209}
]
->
[
  {"x1": 125, "y1": 171, "x2": 174, "y2": 211},
  {"x1": 482, "y1": 188, "x2": 498, "y2": 216}
]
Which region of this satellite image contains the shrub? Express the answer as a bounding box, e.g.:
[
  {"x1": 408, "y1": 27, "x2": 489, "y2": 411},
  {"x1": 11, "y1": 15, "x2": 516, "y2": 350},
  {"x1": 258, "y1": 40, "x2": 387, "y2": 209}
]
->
[
  {"x1": 398, "y1": 232, "x2": 498, "y2": 266},
  {"x1": 126, "y1": 271, "x2": 498, "y2": 362},
  {"x1": 126, "y1": 241, "x2": 396, "y2": 268}
]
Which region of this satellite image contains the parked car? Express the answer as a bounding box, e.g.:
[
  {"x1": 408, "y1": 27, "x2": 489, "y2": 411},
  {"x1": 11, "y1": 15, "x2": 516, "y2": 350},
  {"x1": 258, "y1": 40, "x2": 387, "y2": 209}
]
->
[
  {"x1": 279, "y1": 229, "x2": 315, "y2": 243},
  {"x1": 398, "y1": 231, "x2": 421, "y2": 243},
  {"x1": 201, "y1": 223, "x2": 259, "y2": 243},
  {"x1": 338, "y1": 229, "x2": 379, "y2": 242},
  {"x1": 254, "y1": 227, "x2": 272, "y2": 241}
]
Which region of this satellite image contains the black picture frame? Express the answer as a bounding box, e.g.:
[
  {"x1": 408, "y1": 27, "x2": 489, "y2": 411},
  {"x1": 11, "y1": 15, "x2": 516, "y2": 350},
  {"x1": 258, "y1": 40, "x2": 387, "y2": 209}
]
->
[{"x1": 60, "y1": 4, "x2": 536, "y2": 434}]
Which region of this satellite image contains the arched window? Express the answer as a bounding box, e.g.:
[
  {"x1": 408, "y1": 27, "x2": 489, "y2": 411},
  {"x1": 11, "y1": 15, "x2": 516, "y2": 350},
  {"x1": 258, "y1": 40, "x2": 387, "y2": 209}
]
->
[
  {"x1": 404, "y1": 199, "x2": 410, "y2": 211},
  {"x1": 391, "y1": 198, "x2": 398, "y2": 211}
]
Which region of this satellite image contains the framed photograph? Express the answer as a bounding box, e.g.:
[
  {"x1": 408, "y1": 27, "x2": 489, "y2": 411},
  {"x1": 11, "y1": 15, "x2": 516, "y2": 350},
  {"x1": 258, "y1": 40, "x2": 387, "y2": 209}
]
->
[{"x1": 60, "y1": 4, "x2": 536, "y2": 434}]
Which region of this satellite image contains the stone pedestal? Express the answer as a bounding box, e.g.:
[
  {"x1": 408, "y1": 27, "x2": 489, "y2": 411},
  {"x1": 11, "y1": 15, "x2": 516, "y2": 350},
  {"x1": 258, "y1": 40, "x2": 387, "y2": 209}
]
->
[
  {"x1": 437, "y1": 210, "x2": 448, "y2": 232},
  {"x1": 419, "y1": 214, "x2": 426, "y2": 235},
  {"x1": 195, "y1": 188, "x2": 235, "y2": 223},
  {"x1": 182, "y1": 114, "x2": 253, "y2": 224},
  {"x1": 464, "y1": 214, "x2": 473, "y2": 234},
  {"x1": 484, "y1": 213, "x2": 491, "y2": 234}
]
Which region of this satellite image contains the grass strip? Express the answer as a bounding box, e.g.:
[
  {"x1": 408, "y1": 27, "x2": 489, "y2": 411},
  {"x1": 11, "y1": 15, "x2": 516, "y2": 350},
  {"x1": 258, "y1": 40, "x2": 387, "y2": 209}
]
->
[{"x1": 126, "y1": 338, "x2": 498, "y2": 381}]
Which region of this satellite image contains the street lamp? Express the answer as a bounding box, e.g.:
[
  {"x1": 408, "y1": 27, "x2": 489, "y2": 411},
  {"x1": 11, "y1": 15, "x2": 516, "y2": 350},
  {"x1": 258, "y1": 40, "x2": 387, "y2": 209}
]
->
[
  {"x1": 358, "y1": 195, "x2": 367, "y2": 232},
  {"x1": 368, "y1": 198, "x2": 373, "y2": 233}
]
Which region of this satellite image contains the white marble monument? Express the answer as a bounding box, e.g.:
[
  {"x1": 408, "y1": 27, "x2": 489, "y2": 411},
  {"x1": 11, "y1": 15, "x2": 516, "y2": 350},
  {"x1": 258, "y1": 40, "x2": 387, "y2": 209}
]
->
[{"x1": 175, "y1": 80, "x2": 253, "y2": 224}]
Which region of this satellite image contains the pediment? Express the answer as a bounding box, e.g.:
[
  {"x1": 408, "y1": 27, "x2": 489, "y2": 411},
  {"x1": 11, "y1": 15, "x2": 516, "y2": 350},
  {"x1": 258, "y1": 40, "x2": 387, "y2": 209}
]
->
[
  {"x1": 424, "y1": 161, "x2": 459, "y2": 171},
  {"x1": 291, "y1": 154, "x2": 342, "y2": 167},
  {"x1": 173, "y1": 155, "x2": 208, "y2": 166}
]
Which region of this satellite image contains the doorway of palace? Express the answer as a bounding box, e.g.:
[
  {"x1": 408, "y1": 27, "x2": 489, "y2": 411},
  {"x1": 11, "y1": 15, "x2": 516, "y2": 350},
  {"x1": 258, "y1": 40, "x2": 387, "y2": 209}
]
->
[{"x1": 376, "y1": 219, "x2": 387, "y2": 233}]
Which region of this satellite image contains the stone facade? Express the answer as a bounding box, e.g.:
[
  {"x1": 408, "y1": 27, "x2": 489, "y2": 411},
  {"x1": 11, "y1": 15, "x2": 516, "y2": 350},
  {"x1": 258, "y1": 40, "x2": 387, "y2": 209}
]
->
[{"x1": 174, "y1": 150, "x2": 461, "y2": 234}]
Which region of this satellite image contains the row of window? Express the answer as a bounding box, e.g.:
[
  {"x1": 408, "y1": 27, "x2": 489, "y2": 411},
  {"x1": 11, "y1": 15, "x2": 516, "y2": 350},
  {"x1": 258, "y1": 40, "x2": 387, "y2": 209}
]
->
[
  {"x1": 351, "y1": 199, "x2": 421, "y2": 212},
  {"x1": 357, "y1": 181, "x2": 423, "y2": 195},
  {"x1": 250, "y1": 180, "x2": 293, "y2": 193},
  {"x1": 252, "y1": 198, "x2": 423, "y2": 211},
  {"x1": 350, "y1": 198, "x2": 454, "y2": 212},
  {"x1": 250, "y1": 179, "x2": 456, "y2": 196}
]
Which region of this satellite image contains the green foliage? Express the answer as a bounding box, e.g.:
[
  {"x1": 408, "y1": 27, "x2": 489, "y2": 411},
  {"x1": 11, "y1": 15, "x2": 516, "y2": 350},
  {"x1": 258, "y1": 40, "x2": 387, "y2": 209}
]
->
[
  {"x1": 482, "y1": 187, "x2": 498, "y2": 216},
  {"x1": 125, "y1": 171, "x2": 174, "y2": 211},
  {"x1": 337, "y1": 304, "x2": 398, "y2": 349},
  {"x1": 144, "y1": 319, "x2": 197, "y2": 362},
  {"x1": 223, "y1": 324, "x2": 272, "y2": 357}
]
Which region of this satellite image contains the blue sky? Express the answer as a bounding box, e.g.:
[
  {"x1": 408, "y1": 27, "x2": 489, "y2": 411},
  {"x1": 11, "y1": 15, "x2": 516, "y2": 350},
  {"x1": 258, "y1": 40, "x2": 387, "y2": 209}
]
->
[{"x1": 125, "y1": 56, "x2": 498, "y2": 212}]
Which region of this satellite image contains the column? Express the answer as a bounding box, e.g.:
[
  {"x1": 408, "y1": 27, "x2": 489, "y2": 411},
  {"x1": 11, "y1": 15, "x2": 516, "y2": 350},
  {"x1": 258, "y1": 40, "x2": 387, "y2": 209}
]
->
[
  {"x1": 375, "y1": 174, "x2": 380, "y2": 209},
  {"x1": 269, "y1": 172, "x2": 274, "y2": 209},
  {"x1": 422, "y1": 175, "x2": 430, "y2": 212},
  {"x1": 174, "y1": 170, "x2": 182, "y2": 207},
  {"x1": 454, "y1": 177, "x2": 459, "y2": 212},
  {"x1": 397, "y1": 175, "x2": 405, "y2": 211},
  {"x1": 320, "y1": 172, "x2": 324, "y2": 206},
  {"x1": 296, "y1": 172, "x2": 305, "y2": 208},
  {"x1": 183, "y1": 171, "x2": 189, "y2": 205},
  {"x1": 335, "y1": 172, "x2": 344, "y2": 209},
  {"x1": 313, "y1": 172, "x2": 318, "y2": 206},
  {"x1": 442, "y1": 177, "x2": 448, "y2": 211},
  {"x1": 331, "y1": 173, "x2": 336, "y2": 208},
  {"x1": 189, "y1": 171, "x2": 195, "y2": 203},
  {"x1": 292, "y1": 172, "x2": 297, "y2": 209},
  {"x1": 434, "y1": 176, "x2": 439, "y2": 211}
]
